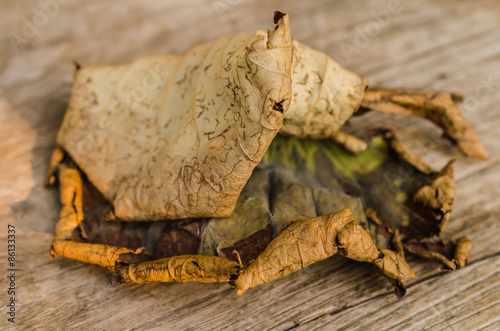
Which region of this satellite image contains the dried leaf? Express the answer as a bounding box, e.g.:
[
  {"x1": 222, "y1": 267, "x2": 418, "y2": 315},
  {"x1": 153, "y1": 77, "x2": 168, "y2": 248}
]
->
[
  {"x1": 405, "y1": 237, "x2": 472, "y2": 271},
  {"x1": 49, "y1": 11, "x2": 482, "y2": 296},
  {"x1": 57, "y1": 12, "x2": 293, "y2": 220},
  {"x1": 260, "y1": 132, "x2": 470, "y2": 274},
  {"x1": 199, "y1": 167, "x2": 273, "y2": 263},
  {"x1": 412, "y1": 161, "x2": 455, "y2": 237},
  {"x1": 51, "y1": 129, "x2": 471, "y2": 296},
  {"x1": 280, "y1": 39, "x2": 367, "y2": 139},
  {"x1": 234, "y1": 209, "x2": 415, "y2": 295},
  {"x1": 360, "y1": 89, "x2": 488, "y2": 159},
  {"x1": 115, "y1": 255, "x2": 241, "y2": 284},
  {"x1": 55, "y1": 11, "x2": 373, "y2": 222},
  {"x1": 51, "y1": 241, "x2": 151, "y2": 269},
  {"x1": 53, "y1": 164, "x2": 84, "y2": 241}
]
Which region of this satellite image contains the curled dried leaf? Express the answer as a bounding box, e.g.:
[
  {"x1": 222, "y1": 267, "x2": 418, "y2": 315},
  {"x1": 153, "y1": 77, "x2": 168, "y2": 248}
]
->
[
  {"x1": 371, "y1": 127, "x2": 436, "y2": 175},
  {"x1": 413, "y1": 161, "x2": 455, "y2": 236},
  {"x1": 280, "y1": 39, "x2": 367, "y2": 140},
  {"x1": 234, "y1": 209, "x2": 415, "y2": 295},
  {"x1": 373, "y1": 249, "x2": 416, "y2": 298},
  {"x1": 50, "y1": 128, "x2": 471, "y2": 297},
  {"x1": 51, "y1": 241, "x2": 151, "y2": 269},
  {"x1": 360, "y1": 89, "x2": 488, "y2": 159},
  {"x1": 115, "y1": 255, "x2": 241, "y2": 284},
  {"x1": 453, "y1": 237, "x2": 473, "y2": 269},
  {"x1": 53, "y1": 164, "x2": 84, "y2": 241},
  {"x1": 405, "y1": 237, "x2": 472, "y2": 271}
]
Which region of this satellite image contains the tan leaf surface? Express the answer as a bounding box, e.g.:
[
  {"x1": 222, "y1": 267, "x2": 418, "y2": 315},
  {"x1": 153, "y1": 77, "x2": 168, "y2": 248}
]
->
[
  {"x1": 57, "y1": 12, "x2": 293, "y2": 221},
  {"x1": 56, "y1": 11, "x2": 373, "y2": 221}
]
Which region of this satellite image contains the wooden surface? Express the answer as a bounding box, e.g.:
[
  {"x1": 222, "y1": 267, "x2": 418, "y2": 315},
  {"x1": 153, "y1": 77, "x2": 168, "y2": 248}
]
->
[{"x1": 1, "y1": 0, "x2": 499, "y2": 329}]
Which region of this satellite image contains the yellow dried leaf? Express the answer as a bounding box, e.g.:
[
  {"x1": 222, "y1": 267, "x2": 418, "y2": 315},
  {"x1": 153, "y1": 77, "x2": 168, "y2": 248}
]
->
[
  {"x1": 234, "y1": 209, "x2": 415, "y2": 295},
  {"x1": 116, "y1": 255, "x2": 241, "y2": 284},
  {"x1": 56, "y1": 11, "x2": 369, "y2": 222},
  {"x1": 57, "y1": 13, "x2": 293, "y2": 221},
  {"x1": 51, "y1": 241, "x2": 144, "y2": 269},
  {"x1": 361, "y1": 89, "x2": 488, "y2": 159}
]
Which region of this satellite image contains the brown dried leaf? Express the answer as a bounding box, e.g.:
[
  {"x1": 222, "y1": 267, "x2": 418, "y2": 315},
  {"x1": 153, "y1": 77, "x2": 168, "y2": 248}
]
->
[
  {"x1": 360, "y1": 89, "x2": 488, "y2": 159},
  {"x1": 57, "y1": 12, "x2": 293, "y2": 221},
  {"x1": 405, "y1": 237, "x2": 472, "y2": 271},
  {"x1": 52, "y1": 128, "x2": 472, "y2": 296},
  {"x1": 48, "y1": 11, "x2": 481, "y2": 296},
  {"x1": 53, "y1": 164, "x2": 84, "y2": 241},
  {"x1": 115, "y1": 255, "x2": 241, "y2": 284},
  {"x1": 234, "y1": 209, "x2": 415, "y2": 295},
  {"x1": 261, "y1": 132, "x2": 470, "y2": 274},
  {"x1": 51, "y1": 241, "x2": 151, "y2": 269},
  {"x1": 55, "y1": 11, "x2": 373, "y2": 222}
]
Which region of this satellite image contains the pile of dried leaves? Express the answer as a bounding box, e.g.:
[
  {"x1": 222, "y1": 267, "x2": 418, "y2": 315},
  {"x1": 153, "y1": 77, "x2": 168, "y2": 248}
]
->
[{"x1": 48, "y1": 11, "x2": 482, "y2": 297}]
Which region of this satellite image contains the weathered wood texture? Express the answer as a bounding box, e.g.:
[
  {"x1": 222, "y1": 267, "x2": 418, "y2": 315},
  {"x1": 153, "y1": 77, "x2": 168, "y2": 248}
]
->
[{"x1": 1, "y1": 0, "x2": 499, "y2": 330}]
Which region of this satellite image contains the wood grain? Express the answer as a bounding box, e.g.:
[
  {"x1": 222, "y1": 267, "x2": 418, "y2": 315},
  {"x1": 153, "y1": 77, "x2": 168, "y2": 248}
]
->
[{"x1": 1, "y1": 0, "x2": 499, "y2": 330}]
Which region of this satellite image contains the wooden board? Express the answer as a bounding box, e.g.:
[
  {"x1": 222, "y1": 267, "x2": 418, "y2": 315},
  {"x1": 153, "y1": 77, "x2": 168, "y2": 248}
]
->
[{"x1": 1, "y1": 0, "x2": 499, "y2": 329}]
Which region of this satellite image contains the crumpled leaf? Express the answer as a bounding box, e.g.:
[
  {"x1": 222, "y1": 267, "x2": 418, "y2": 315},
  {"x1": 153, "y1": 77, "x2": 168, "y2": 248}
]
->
[
  {"x1": 57, "y1": 12, "x2": 293, "y2": 221},
  {"x1": 258, "y1": 130, "x2": 469, "y2": 272},
  {"x1": 199, "y1": 167, "x2": 273, "y2": 265},
  {"x1": 53, "y1": 164, "x2": 84, "y2": 241},
  {"x1": 55, "y1": 11, "x2": 370, "y2": 222},
  {"x1": 48, "y1": 11, "x2": 481, "y2": 297},
  {"x1": 116, "y1": 255, "x2": 241, "y2": 284},
  {"x1": 360, "y1": 89, "x2": 488, "y2": 159},
  {"x1": 234, "y1": 208, "x2": 415, "y2": 296},
  {"x1": 405, "y1": 237, "x2": 472, "y2": 271},
  {"x1": 280, "y1": 39, "x2": 367, "y2": 139},
  {"x1": 51, "y1": 241, "x2": 151, "y2": 268}
]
